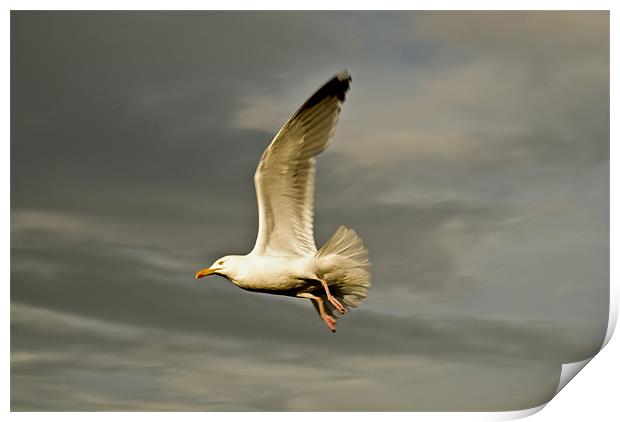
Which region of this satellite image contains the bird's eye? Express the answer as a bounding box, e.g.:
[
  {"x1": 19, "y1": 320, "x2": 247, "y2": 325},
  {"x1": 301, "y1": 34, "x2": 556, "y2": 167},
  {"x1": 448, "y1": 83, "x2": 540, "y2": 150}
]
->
[{"x1": 218, "y1": 260, "x2": 224, "y2": 265}]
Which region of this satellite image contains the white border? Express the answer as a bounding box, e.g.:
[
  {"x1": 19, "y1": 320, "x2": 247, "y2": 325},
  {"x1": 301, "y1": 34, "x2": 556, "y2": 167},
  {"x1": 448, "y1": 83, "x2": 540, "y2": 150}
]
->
[
  {"x1": 5, "y1": 1, "x2": 617, "y2": 420},
  {"x1": 1, "y1": 0, "x2": 617, "y2": 10}
]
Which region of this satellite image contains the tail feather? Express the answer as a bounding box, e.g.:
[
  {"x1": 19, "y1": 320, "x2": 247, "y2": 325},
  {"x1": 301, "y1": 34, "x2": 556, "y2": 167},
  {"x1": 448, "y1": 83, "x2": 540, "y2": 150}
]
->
[
  {"x1": 317, "y1": 225, "x2": 370, "y2": 264},
  {"x1": 316, "y1": 225, "x2": 371, "y2": 313}
]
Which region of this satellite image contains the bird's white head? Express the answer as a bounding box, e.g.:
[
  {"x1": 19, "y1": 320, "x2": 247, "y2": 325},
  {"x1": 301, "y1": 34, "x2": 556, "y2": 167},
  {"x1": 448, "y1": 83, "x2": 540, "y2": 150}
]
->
[{"x1": 195, "y1": 255, "x2": 242, "y2": 282}]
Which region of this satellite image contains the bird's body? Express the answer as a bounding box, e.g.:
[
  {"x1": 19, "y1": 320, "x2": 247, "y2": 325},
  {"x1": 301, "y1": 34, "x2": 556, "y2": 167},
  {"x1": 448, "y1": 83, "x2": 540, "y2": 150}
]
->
[
  {"x1": 195, "y1": 71, "x2": 371, "y2": 332},
  {"x1": 219, "y1": 254, "x2": 316, "y2": 293}
]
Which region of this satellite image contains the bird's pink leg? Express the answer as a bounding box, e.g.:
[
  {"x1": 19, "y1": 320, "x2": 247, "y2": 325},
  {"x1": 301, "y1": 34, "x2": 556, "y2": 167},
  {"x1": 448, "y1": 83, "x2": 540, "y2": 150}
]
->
[
  {"x1": 298, "y1": 292, "x2": 337, "y2": 332},
  {"x1": 318, "y1": 279, "x2": 346, "y2": 314}
]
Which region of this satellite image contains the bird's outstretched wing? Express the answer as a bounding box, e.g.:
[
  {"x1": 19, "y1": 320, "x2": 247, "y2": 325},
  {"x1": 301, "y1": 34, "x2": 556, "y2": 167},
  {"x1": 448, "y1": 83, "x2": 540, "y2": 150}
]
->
[{"x1": 251, "y1": 71, "x2": 352, "y2": 256}]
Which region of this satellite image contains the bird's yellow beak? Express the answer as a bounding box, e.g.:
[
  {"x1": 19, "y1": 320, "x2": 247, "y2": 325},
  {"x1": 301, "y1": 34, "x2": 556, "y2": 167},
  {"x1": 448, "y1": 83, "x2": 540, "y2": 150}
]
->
[{"x1": 195, "y1": 267, "x2": 218, "y2": 279}]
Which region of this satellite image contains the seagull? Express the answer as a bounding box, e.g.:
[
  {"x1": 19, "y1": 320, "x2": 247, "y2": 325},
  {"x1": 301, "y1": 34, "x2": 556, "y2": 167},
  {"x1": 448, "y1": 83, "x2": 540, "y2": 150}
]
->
[{"x1": 195, "y1": 71, "x2": 371, "y2": 332}]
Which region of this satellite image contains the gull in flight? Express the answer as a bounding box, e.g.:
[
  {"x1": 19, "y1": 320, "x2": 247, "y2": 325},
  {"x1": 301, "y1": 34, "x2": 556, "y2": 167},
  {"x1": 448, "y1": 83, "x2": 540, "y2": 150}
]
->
[{"x1": 195, "y1": 71, "x2": 371, "y2": 332}]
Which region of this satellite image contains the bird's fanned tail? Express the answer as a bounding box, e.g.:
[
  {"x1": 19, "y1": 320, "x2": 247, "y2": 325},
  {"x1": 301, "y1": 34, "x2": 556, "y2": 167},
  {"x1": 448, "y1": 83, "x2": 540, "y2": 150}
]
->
[{"x1": 316, "y1": 225, "x2": 371, "y2": 313}]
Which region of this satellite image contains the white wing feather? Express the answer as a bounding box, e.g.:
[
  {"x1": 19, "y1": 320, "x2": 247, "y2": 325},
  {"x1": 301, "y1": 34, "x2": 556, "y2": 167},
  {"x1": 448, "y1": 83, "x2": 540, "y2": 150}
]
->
[{"x1": 251, "y1": 71, "x2": 352, "y2": 256}]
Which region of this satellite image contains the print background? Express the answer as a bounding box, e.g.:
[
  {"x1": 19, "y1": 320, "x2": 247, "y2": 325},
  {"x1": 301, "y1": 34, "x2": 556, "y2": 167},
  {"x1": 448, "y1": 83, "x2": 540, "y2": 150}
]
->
[{"x1": 11, "y1": 11, "x2": 609, "y2": 410}]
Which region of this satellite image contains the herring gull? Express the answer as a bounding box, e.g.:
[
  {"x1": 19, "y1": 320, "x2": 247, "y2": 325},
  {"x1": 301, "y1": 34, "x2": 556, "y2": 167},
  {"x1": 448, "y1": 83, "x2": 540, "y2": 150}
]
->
[{"x1": 195, "y1": 71, "x2": 371, "y2": 332}]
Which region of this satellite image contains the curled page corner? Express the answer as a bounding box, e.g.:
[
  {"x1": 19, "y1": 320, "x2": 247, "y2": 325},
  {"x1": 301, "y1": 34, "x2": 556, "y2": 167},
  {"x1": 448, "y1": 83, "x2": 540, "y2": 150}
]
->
[
  {"x1": 602, "y1": 300, "x2": 618, "y2": 348},
  {"x1": 492, "y1": 354, "x2": 603, "y2": 420},
  {"x1": 555, "y1": 358, "x2": 594, "y2": 395},
  {"x1": 492, "y1": 403, "x2": 546, "y2": 420}
]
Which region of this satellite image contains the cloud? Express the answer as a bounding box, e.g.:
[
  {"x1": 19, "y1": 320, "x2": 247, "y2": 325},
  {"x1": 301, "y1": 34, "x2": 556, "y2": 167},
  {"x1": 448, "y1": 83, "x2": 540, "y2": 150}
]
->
[
  {"x1": 229, "y1": 12, "x2": 609, "y2": 172},
  {"x1": 11, "y1": 216, "x2": 599, "y2": 374},
  {"x1": 11, "y1": 299, "x2": 573, "y2": 411}
]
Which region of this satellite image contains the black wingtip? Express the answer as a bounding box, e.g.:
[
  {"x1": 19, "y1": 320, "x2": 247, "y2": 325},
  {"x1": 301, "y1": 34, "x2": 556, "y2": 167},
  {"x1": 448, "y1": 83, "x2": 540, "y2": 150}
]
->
[
  {"x1": 330, "y1": 69, "x2": 352, "y2": 101},
  {"x1": 299, "y1": 71, "x2": 352, "y2": 112},
  {"x1": 336, "y1": 69, "x2": 352, "y2": 83}
]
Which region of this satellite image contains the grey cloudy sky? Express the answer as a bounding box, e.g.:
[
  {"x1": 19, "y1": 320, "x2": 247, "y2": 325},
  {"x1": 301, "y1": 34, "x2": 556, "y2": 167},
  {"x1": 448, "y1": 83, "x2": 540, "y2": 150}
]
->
[{"x1": 11, "y1": 11, "x2": 609, "y2": 411}]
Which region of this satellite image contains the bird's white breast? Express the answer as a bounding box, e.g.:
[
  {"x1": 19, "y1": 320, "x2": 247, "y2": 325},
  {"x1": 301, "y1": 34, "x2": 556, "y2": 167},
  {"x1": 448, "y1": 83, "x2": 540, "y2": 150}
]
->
[{"x1": 234, "y1": 255, "x2": 318, "y2": 291}]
